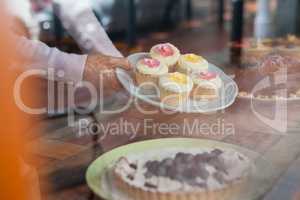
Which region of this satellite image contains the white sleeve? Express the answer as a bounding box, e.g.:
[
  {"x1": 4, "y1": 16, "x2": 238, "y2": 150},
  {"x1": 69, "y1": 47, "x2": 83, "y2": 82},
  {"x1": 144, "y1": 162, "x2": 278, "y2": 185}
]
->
[
  {"x1": 53, "y1": 0, "x2": 123, "y2": 57},
  {"x1": 16, "y1": 36, "x2": 87, "y2": 84}
]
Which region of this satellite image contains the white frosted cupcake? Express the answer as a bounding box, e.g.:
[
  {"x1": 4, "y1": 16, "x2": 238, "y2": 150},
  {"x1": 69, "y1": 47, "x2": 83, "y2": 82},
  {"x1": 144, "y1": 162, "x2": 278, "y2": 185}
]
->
[
  {"x1": 191, "y1": 71, "x2": 223, "y2": 100},
  {"x1": 150, "y1": 43, "x2": 180, "y2": 69},
  {"x1": 135, "y1": 58, "x2": 168, "y2": 89},
  {"x1": 159, "y1": 72, "x2": 193, "y2": 107},
  {"x1": 177, "y1": 54, "x2": 209, "y2": 75}
]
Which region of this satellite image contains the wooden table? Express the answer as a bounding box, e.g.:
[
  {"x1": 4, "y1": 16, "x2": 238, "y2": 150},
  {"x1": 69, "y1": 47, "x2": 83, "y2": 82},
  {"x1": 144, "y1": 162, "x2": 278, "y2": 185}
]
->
[{"x1": 26, "y1": 54, "x2": 300, "y2": 200}]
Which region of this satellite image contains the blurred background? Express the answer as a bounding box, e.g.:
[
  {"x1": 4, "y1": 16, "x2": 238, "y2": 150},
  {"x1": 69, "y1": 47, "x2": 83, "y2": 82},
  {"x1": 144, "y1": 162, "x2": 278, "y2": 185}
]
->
[
  {"x1": 8, "y1": 0, "x2": 300, "y2": 59},
  {"x1": 4, "y1": 1, "x2": 300, "y2": 200}
]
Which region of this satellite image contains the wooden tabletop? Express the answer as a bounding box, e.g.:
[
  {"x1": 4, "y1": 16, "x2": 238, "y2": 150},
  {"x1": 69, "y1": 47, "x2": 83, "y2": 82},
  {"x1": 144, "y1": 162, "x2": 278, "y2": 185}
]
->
[{"x1": 26, "y1": 53, "x2": 300, "y2": 200}]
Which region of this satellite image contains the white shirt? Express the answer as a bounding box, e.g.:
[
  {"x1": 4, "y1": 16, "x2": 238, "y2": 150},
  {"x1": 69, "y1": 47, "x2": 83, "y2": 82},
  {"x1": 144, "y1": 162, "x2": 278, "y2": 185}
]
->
[
  {"x1": 53, "y1": 0, "x2": 123, "y2": 56},
  {"x1": 9, "y1": 0, "x2": 122, "y2": 84},
  {"x1": 16, "y1": 36, "x2": 87, "y2": 84}
]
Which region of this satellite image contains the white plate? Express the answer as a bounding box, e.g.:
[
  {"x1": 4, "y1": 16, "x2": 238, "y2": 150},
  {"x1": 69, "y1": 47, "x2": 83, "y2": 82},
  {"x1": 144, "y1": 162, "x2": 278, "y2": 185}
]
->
[
  {"x1": 116, "y1": 53, "x2": 239, "y2": 113},
  {"x1": 86, "y1": 138, "x2": 276, "y2": 200}
]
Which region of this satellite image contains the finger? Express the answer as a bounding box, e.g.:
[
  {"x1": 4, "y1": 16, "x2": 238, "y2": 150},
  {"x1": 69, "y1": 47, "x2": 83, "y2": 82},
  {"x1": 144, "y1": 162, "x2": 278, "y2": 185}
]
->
[
  {"x1": 102, "y1": 70, "x2": 123, "y2": 91},
  {"x1": 109, "y1": 57, "x2": 132, "y2": 70}
]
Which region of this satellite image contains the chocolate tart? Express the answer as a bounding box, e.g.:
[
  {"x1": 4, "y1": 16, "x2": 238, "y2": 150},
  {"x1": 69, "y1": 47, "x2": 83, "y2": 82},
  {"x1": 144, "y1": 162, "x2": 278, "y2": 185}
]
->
[{"x1": 113, "y1": 148, "x2": 251, "y2": 200}]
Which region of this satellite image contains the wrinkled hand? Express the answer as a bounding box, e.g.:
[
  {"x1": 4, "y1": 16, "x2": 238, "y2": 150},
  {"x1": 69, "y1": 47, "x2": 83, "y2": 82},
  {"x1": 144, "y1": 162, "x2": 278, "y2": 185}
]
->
[{"x1": 83, "y1": 54, "x2": 131, "y2": 93}]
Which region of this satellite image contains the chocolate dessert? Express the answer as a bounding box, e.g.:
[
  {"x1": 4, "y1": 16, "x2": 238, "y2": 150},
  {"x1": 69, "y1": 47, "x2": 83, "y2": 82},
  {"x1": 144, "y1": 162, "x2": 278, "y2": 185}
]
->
[
  {"x1": 143, "y1": 150, "x2": 227, "y2": 187},
  {"x1": 236, "y1": 52, "x2": 300, "y2": 100},
  {"x1": 113, "y1": 148, "x2": 251, "y2": 200}
]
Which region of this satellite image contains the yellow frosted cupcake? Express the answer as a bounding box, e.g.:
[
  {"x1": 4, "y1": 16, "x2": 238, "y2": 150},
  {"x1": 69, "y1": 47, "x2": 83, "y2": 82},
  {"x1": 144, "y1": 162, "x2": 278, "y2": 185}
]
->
[
  {"x1": 150, "y1": 43, "x2": 180, "y2": 69},
  {"x1": 191, "y1": 71, "x2": 223, "y2": 100},
  {"x1": 135, "y1": 58, "x2": 168, "y2": 89},
  {"x1": 177, "y1": 54, "x2": 209, "y2": 75},
  {"x1": 159, "y1": 72, "x2": 193, "y2": 107}
]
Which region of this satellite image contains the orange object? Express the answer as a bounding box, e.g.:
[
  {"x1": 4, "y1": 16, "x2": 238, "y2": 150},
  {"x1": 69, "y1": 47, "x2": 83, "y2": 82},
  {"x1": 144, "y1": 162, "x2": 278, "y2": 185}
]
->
[{"x1": 0, "y1": 6, "x2": 39, "y2": 200}]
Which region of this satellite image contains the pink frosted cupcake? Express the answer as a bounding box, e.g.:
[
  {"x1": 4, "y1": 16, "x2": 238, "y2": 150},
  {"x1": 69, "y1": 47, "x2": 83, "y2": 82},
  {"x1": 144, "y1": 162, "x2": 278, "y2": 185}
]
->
[
  {"x1": 150, "y1": 43, "x2": 180, "y2": 70},
  {"x1": 191, "y1": 71, "x2": 223, "y2": 100}
]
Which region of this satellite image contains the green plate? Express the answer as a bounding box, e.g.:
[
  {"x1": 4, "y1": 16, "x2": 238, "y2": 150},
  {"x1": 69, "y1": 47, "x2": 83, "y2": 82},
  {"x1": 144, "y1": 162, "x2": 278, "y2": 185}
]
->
[{"x1": 86, "y1": 138, "x2": 276, "y2": 200}]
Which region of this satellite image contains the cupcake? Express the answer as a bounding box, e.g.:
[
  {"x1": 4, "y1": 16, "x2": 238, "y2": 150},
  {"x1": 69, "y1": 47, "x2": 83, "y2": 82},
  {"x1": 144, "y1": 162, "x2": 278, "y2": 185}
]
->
[
  {"x1": 159, "y1": 72, "x2": 193, "y2": 107},
  {"x1": 135, "y1": 58, "x2": 168, "y2": 89},
  {"x1": 191, "y1": 71, "x2": 223, "y2": 100},
  {"x1": 150, "y1": 43, "x2": 180, "y2": 70},
  {"x1": 177, "y1": 54, "x2": 209, "y2": 74}
]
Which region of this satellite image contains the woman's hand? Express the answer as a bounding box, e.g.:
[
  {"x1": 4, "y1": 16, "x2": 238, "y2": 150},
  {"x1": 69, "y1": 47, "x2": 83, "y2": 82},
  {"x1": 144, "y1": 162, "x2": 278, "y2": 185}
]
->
[{"x1": 83, "y1": 54, "x2": 131, "y2": 93}]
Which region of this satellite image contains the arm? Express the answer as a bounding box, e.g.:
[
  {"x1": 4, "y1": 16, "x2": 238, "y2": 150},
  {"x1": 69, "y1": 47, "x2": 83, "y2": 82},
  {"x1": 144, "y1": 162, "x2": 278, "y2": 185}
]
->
[
  {"x1": 15, "y1": 36, "x2": 130, "y2": 90},
  {"x1": 53, "y1": 0, "x2": 123, "y2": 57},
  {"x1": 16, "y1": 36, "x2": 87, "y2": 84}
]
